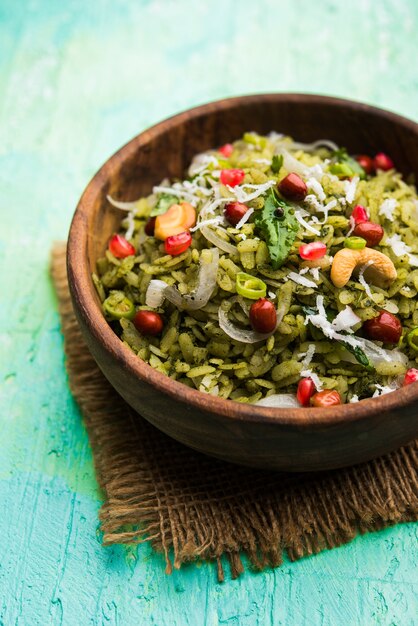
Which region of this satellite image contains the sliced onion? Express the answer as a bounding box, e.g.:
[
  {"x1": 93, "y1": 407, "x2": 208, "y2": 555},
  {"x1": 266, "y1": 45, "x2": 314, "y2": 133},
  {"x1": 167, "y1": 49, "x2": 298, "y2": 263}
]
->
[
  {"x1": 254, "y1": 394, "x2": 301, "y2": 408},
  {"x1": 341, "y1": 341, "x2": 408, "y2": 368},
  {"x1": 383, "y1": 300, "x2": 399, "y2": 314},
  {"x1": 277, "y1": 149, "x2": 311, "y2": 178},
  {"x1": 200, "y1": 225, "x2": 238, "y2": 255},
  {"x1": 182, "y1": 248, "x2": 219, "y2": 308},
  {"x1": 362, "y1": 342, "x2": 408, "y2": 367},
  {"x1": 194, "y1": 197, "x2": 238, "y2": 254},
  {"x1": 218, "y1": 306, "x2": 271, "y2": 343},
  {"x1": 145, "y1": 248, "x2": 219, "y2": 311},
  {"x1": 236, "y1": 296, "x2": 250, "y2": 315},
  {"x1": 218, "y1": 297, "x2": 286, "y2": 344},
  {"x1": 145, "y1": 280, "x2": 167, "y2": 308},
  {"x1": 286, "y1": 139, "x2": 339, "y2": 152},
  {"x1": 276, "y1": 149, "x2": 325, "y2": 181},
  {"x1": 107, "y1": 195, "x2": 140, "y2": 211},
  {"x1": 306, "y1": 300, "x2": 408, "y2": 369}
]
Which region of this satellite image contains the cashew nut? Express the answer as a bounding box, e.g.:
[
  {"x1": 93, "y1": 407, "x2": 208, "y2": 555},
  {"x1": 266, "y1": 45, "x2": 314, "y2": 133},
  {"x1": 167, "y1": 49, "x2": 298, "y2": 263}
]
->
[
  {"x1": 330, "y1": 248, "x2": 397, "y2": 289},
  {"x1": 154, "y1": 202, "x2": 196, "y2": 241}
]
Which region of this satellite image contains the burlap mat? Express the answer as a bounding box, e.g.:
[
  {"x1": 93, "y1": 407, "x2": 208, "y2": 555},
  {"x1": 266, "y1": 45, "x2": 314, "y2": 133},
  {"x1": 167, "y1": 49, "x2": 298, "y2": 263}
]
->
[{"x1": 51, "y1": 242, "x2": 418, "y2": 580}]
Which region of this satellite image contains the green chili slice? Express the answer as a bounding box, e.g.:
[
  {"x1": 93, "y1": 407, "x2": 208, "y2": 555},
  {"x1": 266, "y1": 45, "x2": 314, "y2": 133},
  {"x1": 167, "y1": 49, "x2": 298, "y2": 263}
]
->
[
  {"x1": 329, "y1": 163, "x2": 355, "y2": 178},
  {"x1": 407, "y1": 327, "x2": 418, "y2": 352},
  {"x1": 236, "y1": 272, "x2": 267, "y2": 299},
  {"x1": 344, "y1": 236, "x2": 367, "y2": 250},
  {"x1": 103, "y1": 291, "x2": 135, "y2": 319}
]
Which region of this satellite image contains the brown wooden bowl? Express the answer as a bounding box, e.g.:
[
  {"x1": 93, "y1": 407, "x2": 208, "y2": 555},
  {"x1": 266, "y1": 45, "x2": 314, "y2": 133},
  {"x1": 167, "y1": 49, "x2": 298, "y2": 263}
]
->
[{"x1": 67, "y1": 93, "x2": 418, "y2": 472}]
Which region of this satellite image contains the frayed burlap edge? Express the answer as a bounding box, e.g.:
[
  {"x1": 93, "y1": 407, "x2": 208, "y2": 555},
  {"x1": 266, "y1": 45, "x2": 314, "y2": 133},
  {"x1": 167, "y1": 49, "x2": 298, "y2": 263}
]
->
[{"x1": 51, "y1": 242, "x2": 418, "y2": 580}]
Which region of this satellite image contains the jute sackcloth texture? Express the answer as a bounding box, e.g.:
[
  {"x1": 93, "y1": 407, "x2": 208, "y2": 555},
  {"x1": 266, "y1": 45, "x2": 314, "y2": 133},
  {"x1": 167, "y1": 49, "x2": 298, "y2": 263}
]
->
[{"x1": 51, "y1": 242, "x2": 418, "y2": 580}]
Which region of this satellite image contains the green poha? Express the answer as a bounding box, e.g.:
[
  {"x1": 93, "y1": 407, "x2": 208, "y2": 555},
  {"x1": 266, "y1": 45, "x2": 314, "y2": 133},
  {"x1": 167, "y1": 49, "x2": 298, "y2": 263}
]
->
[{"x1": 94, "y1": 133, "x2": 418, "y2": 407}]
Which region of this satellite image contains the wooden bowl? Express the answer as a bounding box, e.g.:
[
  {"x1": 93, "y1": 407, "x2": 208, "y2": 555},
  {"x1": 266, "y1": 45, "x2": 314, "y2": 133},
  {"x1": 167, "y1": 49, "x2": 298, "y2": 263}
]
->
[{"x1": 67, "y1": 94, "x2": 418, "y2": 472}]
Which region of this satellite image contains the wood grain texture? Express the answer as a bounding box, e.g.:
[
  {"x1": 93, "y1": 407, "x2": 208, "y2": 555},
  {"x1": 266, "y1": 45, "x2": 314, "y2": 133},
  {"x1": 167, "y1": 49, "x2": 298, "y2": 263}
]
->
[
  {"x1": 1, "y1": 0, "x2": 418, "y2": 624},
  {"x1": 68, "y1": 94, "x2": 418, "y2": 471}
]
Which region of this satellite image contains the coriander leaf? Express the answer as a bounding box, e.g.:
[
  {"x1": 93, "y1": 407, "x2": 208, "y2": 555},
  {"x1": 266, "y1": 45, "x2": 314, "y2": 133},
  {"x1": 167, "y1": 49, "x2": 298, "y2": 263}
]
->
[
  {"x1": 255, "y1": 191, "x2": 299, "y2": 269},
  {"x1": 271, "y1": 154, "x2": 283, "y2": 173},
  {"x1": 150, "y1": 193, "x2": 178, "y2": 217}
]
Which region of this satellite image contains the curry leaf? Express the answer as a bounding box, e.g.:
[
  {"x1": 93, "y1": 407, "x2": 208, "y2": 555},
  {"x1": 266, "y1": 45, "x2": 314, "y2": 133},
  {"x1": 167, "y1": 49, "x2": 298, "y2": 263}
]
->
[
  {"x1": 302, "y1": 306, "x2": 374, "y2": 370},
  {"x1": 343, "y1": 342, "x2": 374, "y2": 370}
]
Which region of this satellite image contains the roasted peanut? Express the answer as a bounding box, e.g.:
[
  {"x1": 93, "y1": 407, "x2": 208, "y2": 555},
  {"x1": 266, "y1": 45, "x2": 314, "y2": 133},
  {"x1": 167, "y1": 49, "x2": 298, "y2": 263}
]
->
[{"x1": 330, "y1": 247, "x2": 397, "y2": 289}]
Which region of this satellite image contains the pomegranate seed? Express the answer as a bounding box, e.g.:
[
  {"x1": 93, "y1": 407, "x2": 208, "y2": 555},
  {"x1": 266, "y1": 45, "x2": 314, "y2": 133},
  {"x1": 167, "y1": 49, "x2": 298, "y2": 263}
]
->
[
  {"x1": 351, "y1": 204, "x2": 369, "y2": 224},
  {"x1": 278, "y1": 173, "x2": 307, "y2": 201},
  {"x1": 220, "y1": 168, "x2": 245, "y2": 187},
  {"x1": 403, "y1": 368, "x2": 418, "y2": 386},
  {"x1": 297, "y1": 377, "x2": 316, "y2": 407},
  {"x1": 373, "y1": 152, "x2": 394, "y2": 171},
  {"x1": 145, "y1": 216, "x2": 157, "y2": 236},
  {"x1": 108, "y1": 234, "x2": 135, "y2": 258},
  {"x1": 133, "y1": 310, "x2": 163, "y2": 336},
  {"x1": 311, "y1": 390, "x2": 342, "y2": 407},
  {"x1": 356, "y1": 155, "x2": 374, "y2": 175},
  {"x1": 299, "y1": 241, "x2": 327, "y2": 261},
  {"x1": 224, "y1": 202, "x2": 249, "y2": 226},
  {"x1": 363, "y1": 311, "x2": 402, "y2": 344},
  {"x1": 219, "y1": 143, "x2": 233, "y2": 158},
  {"x1": 353, "y1": 222, "x2": 384, "y2": 247},
  {"x1": 249, "y1": 298, "x2": 277, "y2": 333},
  {"x1": 164, "y1": 231, "x2": 192, "y2": 256}
]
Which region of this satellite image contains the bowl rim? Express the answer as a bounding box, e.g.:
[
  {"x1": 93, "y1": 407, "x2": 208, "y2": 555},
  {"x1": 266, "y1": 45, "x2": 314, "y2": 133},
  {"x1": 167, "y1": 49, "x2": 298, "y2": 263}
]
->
[{"x1": 67, "y1": 92, "x2": 418, "y2": 428}]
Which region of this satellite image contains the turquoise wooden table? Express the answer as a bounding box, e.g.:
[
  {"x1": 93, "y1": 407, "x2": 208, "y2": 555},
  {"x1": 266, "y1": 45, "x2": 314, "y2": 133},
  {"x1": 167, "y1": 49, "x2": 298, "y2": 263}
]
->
[{"x1": 1, "y1": 1, "x2": 418, "y2": 624}]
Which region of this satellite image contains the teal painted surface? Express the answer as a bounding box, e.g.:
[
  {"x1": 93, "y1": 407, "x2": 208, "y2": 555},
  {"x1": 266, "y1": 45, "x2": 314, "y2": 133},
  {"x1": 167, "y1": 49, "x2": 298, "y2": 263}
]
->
[{"x1": 1, "y1": 0, "x2": 418, "y2": 623}]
